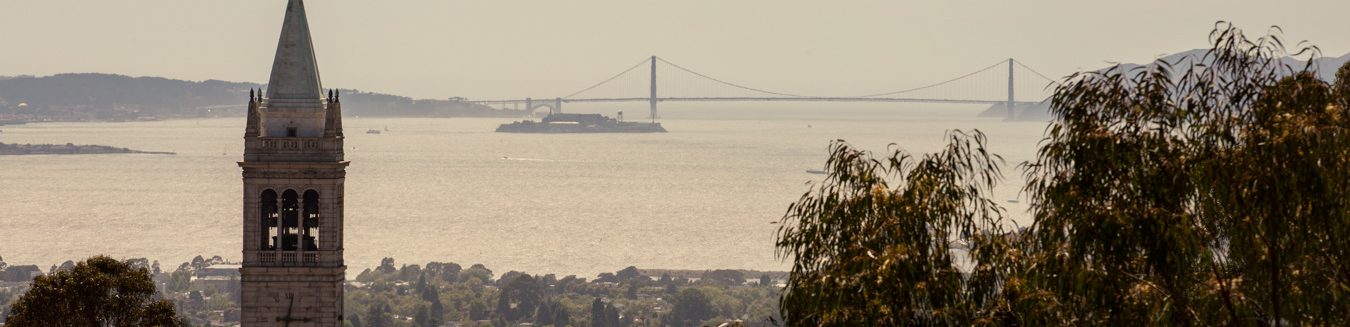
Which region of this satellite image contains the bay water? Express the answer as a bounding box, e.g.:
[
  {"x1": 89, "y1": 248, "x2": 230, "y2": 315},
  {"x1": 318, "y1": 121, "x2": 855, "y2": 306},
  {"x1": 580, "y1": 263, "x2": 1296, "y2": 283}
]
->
[{"x1": 0, "y1": 105, "x2": 1048, "y2": 277}]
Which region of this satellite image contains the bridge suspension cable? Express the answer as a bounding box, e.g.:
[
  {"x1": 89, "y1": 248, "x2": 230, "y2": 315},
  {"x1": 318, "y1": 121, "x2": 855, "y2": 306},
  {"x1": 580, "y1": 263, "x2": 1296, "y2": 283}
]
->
[
  {"x1": 1014, "y1": 59, "x2": 1060, "y2": 85},
  {"x1": 478, "y1": 55, "x2": 1062, "y2": 110},
  {"x1": 850, "y1": 60, "x2": 1007, "y2": 98},
  {"x1": 654, "y1": 57, "x2": 808, "y2": 98},
  {"x1": 564, "y1": 57, "x2": 653, "y2": 99}
]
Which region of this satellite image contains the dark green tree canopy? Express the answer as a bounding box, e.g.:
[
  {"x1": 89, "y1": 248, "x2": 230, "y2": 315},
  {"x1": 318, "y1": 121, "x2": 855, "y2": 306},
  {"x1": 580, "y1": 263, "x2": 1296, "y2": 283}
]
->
[
  {"x1": 670, "y1": 288, "x2": 715, "y2": 327},
  {"x1": 4, "y1": 255, "x2": 180, "y2": 327},
  {"x1": 496, "y1": 274, "x2": 543, "y2": 323}
]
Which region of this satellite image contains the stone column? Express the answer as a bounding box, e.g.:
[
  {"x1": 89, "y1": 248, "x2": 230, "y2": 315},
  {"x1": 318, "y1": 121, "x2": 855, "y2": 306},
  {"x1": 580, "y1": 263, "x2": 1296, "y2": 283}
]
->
[
  {"x1": 275, "y1": 191, "x2": 283, "y2": 261},
  {"x1": 298, "y1": 192, "x2": 306, "y2": 265}
]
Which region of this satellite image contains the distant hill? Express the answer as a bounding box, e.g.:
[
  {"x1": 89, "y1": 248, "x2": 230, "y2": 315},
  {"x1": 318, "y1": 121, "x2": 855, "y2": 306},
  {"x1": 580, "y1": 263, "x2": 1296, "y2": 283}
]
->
[
  {"x1": 0, "y1": 73, "x2": 520, "y2": 122},
  {"x1": 982, "y1": 50, "x2": 1350, "y2": 121},
  {"x1": 1106, "y1": 49, "x2": 1350, "y2": 82}
]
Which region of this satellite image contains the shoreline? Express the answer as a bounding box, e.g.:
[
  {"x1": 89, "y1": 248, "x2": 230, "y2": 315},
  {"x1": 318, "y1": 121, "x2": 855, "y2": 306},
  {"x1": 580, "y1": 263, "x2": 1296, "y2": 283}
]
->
[{"x1": 0, "y1": 142, "x2": 175, "y2": 156}]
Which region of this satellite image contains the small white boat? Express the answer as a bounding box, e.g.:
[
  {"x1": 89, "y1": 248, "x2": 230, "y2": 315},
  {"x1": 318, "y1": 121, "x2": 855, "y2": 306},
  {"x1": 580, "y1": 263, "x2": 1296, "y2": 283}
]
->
[{"x1": 805, "y1": 169, "x2": 827, "y2": 175}]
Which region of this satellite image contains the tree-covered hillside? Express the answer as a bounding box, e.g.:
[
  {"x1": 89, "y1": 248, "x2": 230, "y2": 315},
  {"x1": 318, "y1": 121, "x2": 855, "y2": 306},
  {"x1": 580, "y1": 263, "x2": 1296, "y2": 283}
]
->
[{"x1": 0, "y1": 74, "x2": 520, "y2": 122}]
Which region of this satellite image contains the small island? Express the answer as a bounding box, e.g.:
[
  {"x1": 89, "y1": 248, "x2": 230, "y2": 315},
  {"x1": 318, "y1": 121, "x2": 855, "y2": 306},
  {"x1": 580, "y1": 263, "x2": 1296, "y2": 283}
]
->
[
  {"x1": 0, "y1": 142, "x2": 174, "y2": 155},
  {"x1": 496, "y1": 113, "x2": 667, "y2": 133}
]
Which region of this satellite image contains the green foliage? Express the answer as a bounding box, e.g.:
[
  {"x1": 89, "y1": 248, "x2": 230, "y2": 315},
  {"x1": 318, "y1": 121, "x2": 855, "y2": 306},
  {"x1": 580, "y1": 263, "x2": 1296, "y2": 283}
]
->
[
  {"x1": 378, "y1": 257, "x2": 397, "y2": 274},
  {"x1": 590, "y1": 297, "x2": 607, "y2": 327},
  {"x1": 426, "y1": 262, "x2": 462, "y2": 283},
  {"x1": 1017, "y1": 22, "x2": 1350, "y2": 326},
  {"x1": 775, "y1": 23, "x2": 1350, "y2": 326},
  {"x1": 429, "y1": 296, "x2": 445, "y2": 326},
  {"x1": 617, "y1": 266, "x2": 641, "y2": 281},
  {"x1": 536, "y1": 299, "x2": 571, "y2": 326},
  {"x1": 469, "y1": 299, "x2": 490, "y2": 321},
  {"x1": 776, "y1": 130, "x2": 1007, "y2": 325},
  {"x1": 165, "y1": 266, "x2": 192, "y2": 293},
  {"x1": 364, "y1": 303, "x2": 394, "y2": 327},
  {"x1": 4, "y1": 256, "x2": 181, "y2": 327},
  {"x1": 588, "y1": 297, "x2": 622, "y2": 327},
  {"x1": 701, "y1": 269, "x2": 745, "y2": 286},
  {"x1": 398, "y1": 264, "x2": 422, "y2": 281},
  {"x1": 669, "y1": 288, "x2": 715, "y2": 327},
  {"x1": 595, "y1": 272, "x2": 619, "y2": 283},
  {"x1": 462, "y1": 264, "x2": 494, "y2": 283},
  {"x1": 413, "y1": 305, "x2": 429, "y2": 327},
  {"x1": 388, "y1": 261, "x2": 771, "y2": 325},
  {"x1": 497, "y1": 274, "x2": 543, "y2": 323},
  {"x1": 187, "y1": 290, "x2": 204, "y2": 310}
]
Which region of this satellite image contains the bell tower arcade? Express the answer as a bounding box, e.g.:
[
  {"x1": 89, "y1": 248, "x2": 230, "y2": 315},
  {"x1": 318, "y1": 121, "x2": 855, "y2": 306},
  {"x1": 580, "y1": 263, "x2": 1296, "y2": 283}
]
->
[{"x1": 239, "y1": 0, "x2": 346, "y2": 325}]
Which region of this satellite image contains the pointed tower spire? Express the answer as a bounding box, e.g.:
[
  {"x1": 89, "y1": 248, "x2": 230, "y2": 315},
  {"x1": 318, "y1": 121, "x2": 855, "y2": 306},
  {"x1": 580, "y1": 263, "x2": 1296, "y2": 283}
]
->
[{"x1": 265, "y1": 0, "x2": 323, "y2": 106}]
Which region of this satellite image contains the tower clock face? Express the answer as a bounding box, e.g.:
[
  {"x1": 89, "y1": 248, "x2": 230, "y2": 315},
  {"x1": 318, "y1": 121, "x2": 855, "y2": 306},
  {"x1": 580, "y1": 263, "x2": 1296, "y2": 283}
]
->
[{"x1": 277, "y1": 292, "x2": 312, "y2": 324}]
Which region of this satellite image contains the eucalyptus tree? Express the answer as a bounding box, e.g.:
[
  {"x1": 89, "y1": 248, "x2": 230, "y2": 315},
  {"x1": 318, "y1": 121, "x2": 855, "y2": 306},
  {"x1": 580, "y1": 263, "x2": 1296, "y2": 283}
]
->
[
  {"x1": 776, "y1": 23, "x2": 1350, "y2": 326},
  {"x1": 1020, "y1": 22, "x2": 1350, "y2": 325},
  {"x1": 775, "y1": 131, "x2": 1010, "y2": 325}
]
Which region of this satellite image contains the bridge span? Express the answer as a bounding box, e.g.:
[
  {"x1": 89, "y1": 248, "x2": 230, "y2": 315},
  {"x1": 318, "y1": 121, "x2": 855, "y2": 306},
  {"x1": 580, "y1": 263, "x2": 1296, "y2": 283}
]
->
[{"x1": 470, "y1": 56, "x2": 1058, "y2": 119}]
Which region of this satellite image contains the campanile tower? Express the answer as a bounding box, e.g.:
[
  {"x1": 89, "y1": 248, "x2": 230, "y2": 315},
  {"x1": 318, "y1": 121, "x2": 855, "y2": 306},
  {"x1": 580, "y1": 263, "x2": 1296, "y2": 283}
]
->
[{"x1": 239, "y1": 0, "x2": 346, "y2": 325}]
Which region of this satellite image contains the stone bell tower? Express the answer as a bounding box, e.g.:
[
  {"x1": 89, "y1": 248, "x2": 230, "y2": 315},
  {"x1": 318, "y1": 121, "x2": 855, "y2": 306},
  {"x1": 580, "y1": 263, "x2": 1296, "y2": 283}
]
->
[{"x1": 239, "y1": 0, "x2": 346, "y2": 325}]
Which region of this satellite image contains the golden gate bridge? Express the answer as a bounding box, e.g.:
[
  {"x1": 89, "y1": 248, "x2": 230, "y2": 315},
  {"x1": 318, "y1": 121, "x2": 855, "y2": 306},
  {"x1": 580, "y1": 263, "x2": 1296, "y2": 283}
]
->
[{"x1": 469, "y1": 56, "x2": 1059, "y2": 119}]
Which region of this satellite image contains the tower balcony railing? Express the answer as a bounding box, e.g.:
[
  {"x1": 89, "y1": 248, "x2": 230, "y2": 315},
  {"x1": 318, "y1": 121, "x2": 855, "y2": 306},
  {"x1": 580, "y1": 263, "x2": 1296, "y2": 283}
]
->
[
  {"x1": 244, "y1": 137, "x2": 344, "y2": 162},
  {"x1": 247, "y1": 250, "x2": 343, "y2": 267}
]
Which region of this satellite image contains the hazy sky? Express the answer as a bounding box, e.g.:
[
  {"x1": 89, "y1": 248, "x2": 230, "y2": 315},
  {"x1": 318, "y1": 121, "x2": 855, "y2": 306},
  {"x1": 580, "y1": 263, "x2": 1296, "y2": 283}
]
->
[{"x1": 2, "y1": 1, "x2": 1347, "y2": 100}]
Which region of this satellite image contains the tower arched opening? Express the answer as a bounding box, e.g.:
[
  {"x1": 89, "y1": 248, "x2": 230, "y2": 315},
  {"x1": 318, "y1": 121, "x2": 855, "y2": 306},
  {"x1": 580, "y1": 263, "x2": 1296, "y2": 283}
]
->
[
  {"x1": 261, "y1": 190, "x2": 278, "y2": 250},
  {"x1": 303, "y1": 190, "x2": 320, "y2": 251},
  {"x1": 281, "y1": 190, "x2": 300, "y2": 251}
]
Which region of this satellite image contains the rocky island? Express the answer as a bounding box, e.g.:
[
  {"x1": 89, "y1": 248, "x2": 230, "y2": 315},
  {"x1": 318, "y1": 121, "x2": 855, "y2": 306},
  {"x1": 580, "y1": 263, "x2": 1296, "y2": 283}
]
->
[
  {"x1": 0, "y1": 142, "x2": 173, "y2": 155},
  {"x1": 496, "y1": 113, "x2": 667, "y2": 133}
]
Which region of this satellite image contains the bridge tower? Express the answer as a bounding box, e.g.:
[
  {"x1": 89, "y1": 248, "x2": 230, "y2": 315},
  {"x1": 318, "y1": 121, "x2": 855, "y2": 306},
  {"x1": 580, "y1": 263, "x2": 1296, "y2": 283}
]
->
[
  {"x1": 1007, "y1": 58, "x2": 1015, "y2": 120},
  {"x1": 649, "y1": 55, "x2": 658, "y2": 121}
]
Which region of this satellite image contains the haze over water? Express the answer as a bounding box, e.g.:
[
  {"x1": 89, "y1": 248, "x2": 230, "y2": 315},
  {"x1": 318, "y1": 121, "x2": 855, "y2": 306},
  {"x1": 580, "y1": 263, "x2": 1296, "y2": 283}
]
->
[{"x1": 0, "y1": 105, "x2": 1045, "y2": 277}]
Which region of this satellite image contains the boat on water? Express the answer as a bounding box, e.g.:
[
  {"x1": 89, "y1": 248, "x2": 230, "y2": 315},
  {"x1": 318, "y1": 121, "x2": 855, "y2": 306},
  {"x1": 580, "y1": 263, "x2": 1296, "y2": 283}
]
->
[
  {"x1": 366, "y1": 129, "x2": 381, "y2": 134},
  {"x1": 496, "y1": 113, "x2": 666, "y2": 133}
]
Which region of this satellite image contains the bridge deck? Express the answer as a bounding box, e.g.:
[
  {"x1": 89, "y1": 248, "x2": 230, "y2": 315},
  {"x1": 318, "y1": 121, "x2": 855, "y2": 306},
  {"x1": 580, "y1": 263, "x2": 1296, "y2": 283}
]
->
[{"x1": 471, "y1": 97, "x2": 1042, "y2": 106}]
